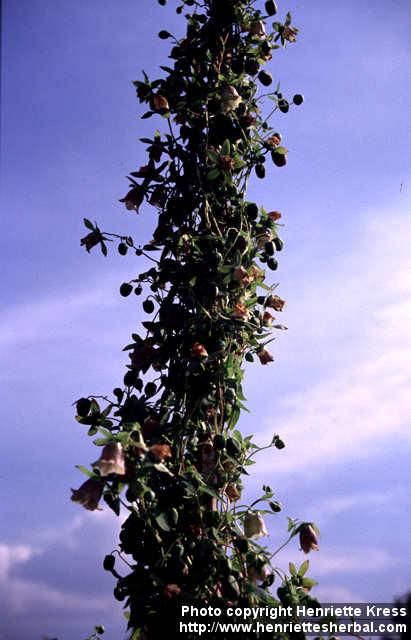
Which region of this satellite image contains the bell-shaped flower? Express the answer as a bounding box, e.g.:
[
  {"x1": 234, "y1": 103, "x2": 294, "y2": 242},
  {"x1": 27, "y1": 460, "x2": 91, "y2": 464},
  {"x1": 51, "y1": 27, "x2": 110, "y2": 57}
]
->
[
  {"x1": 267, "y1": 294, "x2": 286, "y2": 312},
  {"x1": 221, "y1": 85, "x2": 242, "y2": 114},
  {"x1": 299, "y1": 523, "x2": 319, "y2": 553},
  {"x1": 268, "y1": 210, "x2": 282, "y2": 221},
  {"x1": 244, "y1": 511, "x2": 268, "y2": 539},
  {"x1": 225, "y1": 483, "x2": 241, "y2": 502},
  {"x1": 283, "y1": 26, "x2": 299, "y2": 43},
  {"x1": 93, "y1": 443, "x2": 126, "y2": 477},
  {"x1": 149, "y1": 443, "x2": 172, "y2": 462},
  {"x1": 250, "y1": 20, "x2": 266, "y2": 39},
  {"x1": 153, "y1": 93, "x2": 169, "y2": 111},
  {"x1": 191, "y1": 342, "x2": 208, "y2": 358},
  {"x1": 257, "y1": 348, "x2": 274, "y2": 365},
  {"x1": 232, "y1": 302, "x2": 250, "y2": 321},
  {"x1": 262, "y1": 311, "x2": 274, "y2": 326},
  {"x1": 71, "y1": 478, "x2": 103, "y2": 511}
]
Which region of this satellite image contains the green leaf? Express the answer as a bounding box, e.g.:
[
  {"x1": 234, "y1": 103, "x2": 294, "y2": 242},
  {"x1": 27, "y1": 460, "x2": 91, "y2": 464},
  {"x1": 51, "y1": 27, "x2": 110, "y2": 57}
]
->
[
  {"x1": 75, "y1": 464, "x2": 94, "y2": 478},
  {"x1": 299, "y1": 560, "x2": 309, "y2": 576},
  {"x1": 83, "y1": 218, "x2": 94, "y2": 230},
  {"x1": 207, "y1": 168, "x2": 220, "y2": 181},
  {"x1": 155, "y1": 512, "x2": 171, "y2": 532},
  {"x1": 289, "y1": 562, "x2": 297, "y2": 576}
]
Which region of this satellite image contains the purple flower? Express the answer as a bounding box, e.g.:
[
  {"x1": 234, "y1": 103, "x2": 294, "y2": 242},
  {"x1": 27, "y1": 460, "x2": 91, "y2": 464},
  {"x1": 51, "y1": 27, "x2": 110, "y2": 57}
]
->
[
  {"x1": 299, "y1": 523, "x2": 319, "y2": 553},
  {"x1": 71, "y1": 478, "x2": 103, "y2": 511}
]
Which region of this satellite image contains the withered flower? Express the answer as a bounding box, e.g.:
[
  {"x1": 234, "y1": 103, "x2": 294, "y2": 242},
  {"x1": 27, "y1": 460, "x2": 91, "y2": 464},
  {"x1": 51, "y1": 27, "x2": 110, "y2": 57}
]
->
[
  {"x1": 119, "y1": 186, "x2": 144, "y2": 212},
  {"x1": 93, "y1": 443, "x2": 126, "y2": 477},
  {"x1": 257, "y1": 348, "x2": 274, "y2": 365},
  {"x1": 257, "y1": 229, "x2": 273, "y2": 248},
  {"x1": 299, "y1": 523, "x2": 319, "y2": 554},
  {"x1": 244, "y1": 512, "x2": 268, "y2": 539},
  {"x1": 71, "y1": 478, "x2": 103, "y2": 511},
  {"x1": 149, "y1": 443, "x2": 172, "y2": 462},
  {"x1": 266, "y1": 295, "x2": 286, "y2": 312},
  {"x1": 225, "y1": 483, "x2": 241, "y2": 502},
  {"x1": 266, "y1": 134, "x2": 282, "y2": 147},
  {"x1": 268, "y1": 210, "x2": 282, "y2": 221},
  {"x1": 283, "y1": 26, "x2": 299, "y2": 43},
  {"x1": 153, "y1": 93, "x2": 169, "y2": 111},
  {"x1": 191, "y1": 342, "x2": 208, "y2": 358},
  {"x1": 218, "y1": 155, "x2": 235, "y2": 172},
  {"x1": 80, "y1": 230, "x2": 102, "y2": 253},
  {"x1": 163, "y1": 584, "x2": 181, "y2": 599}
]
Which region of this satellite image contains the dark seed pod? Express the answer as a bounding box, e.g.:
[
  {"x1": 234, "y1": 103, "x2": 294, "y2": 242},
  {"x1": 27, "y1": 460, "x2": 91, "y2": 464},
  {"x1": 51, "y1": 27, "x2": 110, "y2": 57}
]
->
[
  {"x1": 264, "y1": 241, "x2": 275, "y2": 256},
  {"x1": 118, "y1": 242, "x2": 128, "y2": 255},
  {"x1": 158, "y1": 30, "x2": 171, "y2": 39},
  {"x1": 143, "y1": 299, "x2": 155, "y2": 313},
  {"x1": 274, "y1": 236, "x2": 284, "y2": 251},
  {"x1": 255, "y1": 164, "x2": 266, "y2": 179},
  {"x1": 226, "y1": 437, "x2": 242, "y2": 457},
  {"x1": 246, "y1": 203, "x2": 259, "y2": 220},
  {"x1": 234, "y1": 537, "x2": 249, "y2": 554},
  {"x1": 244, "y1": 58, "x2": 260, "y2": 76},
  {"x1": 271, "y1": 151, "x2": 287, "y2": 167},
  {"x1": 76, "y1": 397, "x2": 91, "y2": 417},
  {"x1": 293, "y1": 93, "x2": 304, "y2": 106},
  {"x1": 134, "y1": 285, "x2": 143, "y2": 295},
  {"x1": 214, "y1": 434, "x2": 226, "y2": 450},
  {"x1": 267, "y1": 257, "x2": 278, "y2": 270},
  {"x1": 120, "y1": 282, "x2": 133, "y2": 297},
  {"x1": 258, "y1": 70, "x2": 273, "y2": 86},
  {"x1": 269, "y1": 500, "x2": 282, "y2": 513},
  {"x1": 103, "y1": 554, "x2": 116, "y2": 571},
  {"x1": 278, "y1": 99, "x2": 289, "y2": 113},
  {"x1": 265, "y1": 0, "x2": 278, "y2": 15}
]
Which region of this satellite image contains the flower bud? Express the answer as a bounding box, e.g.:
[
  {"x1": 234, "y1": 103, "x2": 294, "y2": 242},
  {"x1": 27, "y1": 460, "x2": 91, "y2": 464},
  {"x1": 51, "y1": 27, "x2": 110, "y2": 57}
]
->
[{"x1": 149, "y1": 443, "x2": 172, "y2": 462}]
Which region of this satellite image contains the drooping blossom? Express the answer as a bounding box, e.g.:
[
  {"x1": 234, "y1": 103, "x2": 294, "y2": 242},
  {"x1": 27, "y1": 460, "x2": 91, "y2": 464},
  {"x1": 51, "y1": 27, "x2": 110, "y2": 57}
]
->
[
  {"x1": 266, "y1": 294, "x2": 286, "y2": 312},
  {"x1": 233, "y1": 266, "x2": 252, "y2": 287},
  {"x1": 93, "y1": 443, "x2": 126, "y2": 477},
  {"x1": 225, "y1": 483, "x2": 241, "y2": 502},
  {"x1": 71, "y1": 478, "x2": 103, "y2": 511},
  {"x1": 266, "y1": 134, "x2": 282, "y2": 147},
  {"x1": 232, "y1": 303, "x2": 250, "y2": 321},
  {"x1": 163, "y1": 584, "x2": 181, "y2": 599},
  {"x1": 262, "y1": 311, "x2": 274, "y2": 326},
  {"x1": 191, "y1": 342, "x2": 208, "y2": 358},
  {"x1": 119, "y1": 186, "x2": 144, "y2": 212},
  {"x1": 299, "y1": 523, "x2": 319, "y2": 553},
  {"x1": 153, "y1": 93, "x2": 169, "y2": 111},
  {"x1": 244, "y1": 512, "x2": 268, "y2": 539},
  {"x1": 248, "y1": 562, "x2": 271, "y2": 583},
  {"x1": 257, "y1": 348, "x2": 274, "y2": 365},
  {"x1": 268, "y1": 210, "x2": 282, "y2": 221},
  {"x1": 80, "y1": 230, "x2": 102, "y2": 253},
  {"x1": 249, "y1": 20, "x2": 266, "y2": 39},
  {"x1": 149, "y1": 443, "x2": 172, "y2": 462},
  {"x1": 221, "y1": 86, "x2": 242, "y2": 114},
  {"x1": 283, "y1": 26, "x2": 299, "y2": 43}
]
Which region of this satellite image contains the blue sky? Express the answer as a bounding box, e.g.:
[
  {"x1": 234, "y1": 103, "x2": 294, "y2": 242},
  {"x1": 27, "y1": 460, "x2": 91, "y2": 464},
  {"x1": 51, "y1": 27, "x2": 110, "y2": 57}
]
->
[{"x1": 1, "y1": 0, "x2": 411, "y2": 638}]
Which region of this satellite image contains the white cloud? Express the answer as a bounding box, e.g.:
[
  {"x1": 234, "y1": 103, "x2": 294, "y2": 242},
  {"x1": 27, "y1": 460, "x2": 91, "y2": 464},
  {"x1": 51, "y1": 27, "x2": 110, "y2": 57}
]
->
[
  {"x1": 253, "y1": 204, "x2": 411, "y2": 475},
  {"x1": 310, "y1": 487, "x2": 409, "y2": 521}
]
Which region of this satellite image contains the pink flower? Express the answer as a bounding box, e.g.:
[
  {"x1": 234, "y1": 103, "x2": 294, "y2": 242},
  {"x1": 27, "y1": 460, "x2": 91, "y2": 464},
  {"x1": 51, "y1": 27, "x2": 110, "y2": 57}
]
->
[
  {"x1": 262, "y1": 311, "x2": 274, "y2": 326},
  {"x1": 299, "y1": 523, "x2": 319, "y2": 553},
  {"x1": 232, "y1": 303, "x2": 250, "y2": 321},
  {"x1": 244, "y1": 512, "x2": 268, "y2": 539},
  {"x1": 233, "y1": 266, "x2": 252, "y2": 287},
  {"x1": 266, "y1": 295, "x2": 286, "y2": 312},
  {"x1": 93, "y1": 443, "x2": 126, "y2": 477},
  {"x1": 71, "y1": 478, "x2": 103, "y2": 511},
  {"x1": 191, "y1": 342, "x2": 208, "y2": 358},
  {"x1": 149, "y1": 443, "x2": 172, "y2": 462},
  {"x1": 257, "y1": 348, "x2": 274, "y2": 365}
]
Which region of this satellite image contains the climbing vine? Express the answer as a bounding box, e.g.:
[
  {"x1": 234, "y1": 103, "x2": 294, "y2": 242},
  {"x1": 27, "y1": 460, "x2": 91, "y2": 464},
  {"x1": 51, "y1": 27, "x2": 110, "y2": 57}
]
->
[{"x1": 72, "y1": 0, "x2": 320, "y2": 637}]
